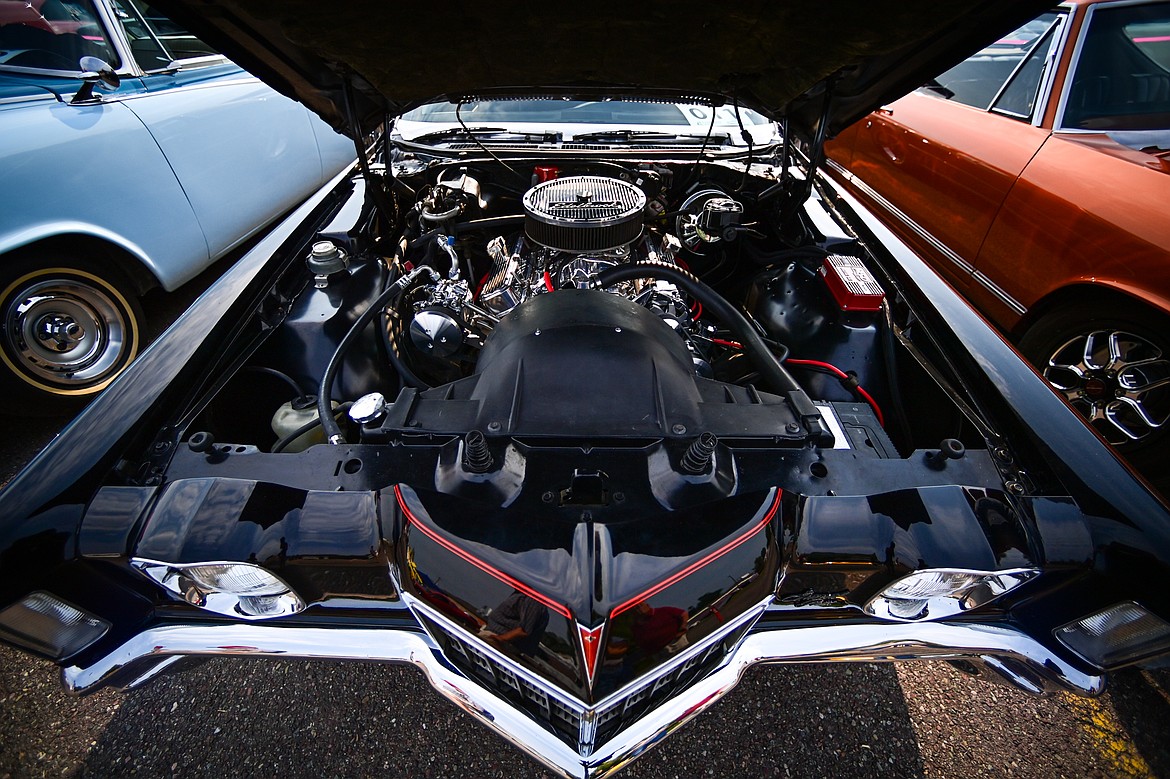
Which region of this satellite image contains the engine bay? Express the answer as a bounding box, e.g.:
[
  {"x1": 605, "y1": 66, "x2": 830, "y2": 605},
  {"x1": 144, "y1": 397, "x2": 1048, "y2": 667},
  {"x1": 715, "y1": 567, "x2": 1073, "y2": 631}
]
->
[{"x1": 170, "y1": 151, "x2": 1024, "y2": 507}]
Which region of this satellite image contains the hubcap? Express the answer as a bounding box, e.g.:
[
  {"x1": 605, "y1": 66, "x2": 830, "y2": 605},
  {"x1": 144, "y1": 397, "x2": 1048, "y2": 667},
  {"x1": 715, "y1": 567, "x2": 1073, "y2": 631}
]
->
[
  {"x1": 1042, "y1": 329, "x2": 1170, "y2": 446},
  {"x1": 2, "y1": 277, "x2": 130, "y2": 389}
]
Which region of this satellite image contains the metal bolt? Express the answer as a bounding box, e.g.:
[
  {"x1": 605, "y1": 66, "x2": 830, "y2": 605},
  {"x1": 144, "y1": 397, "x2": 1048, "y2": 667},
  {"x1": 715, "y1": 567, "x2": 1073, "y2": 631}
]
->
[
  {"x1": 615, "y1": 327, "x2": 622, "y2": 333},
  {"x1": 542, "y1": 491, "x2": 555, "y2": 503},
  {"x1": 993, "y1": 447, "x2": 1013, "y2": 463},
  {"x1": 487, "y1": 421, "x2": 502, "y2": 432},
  {"x1": 1005, "y1": 481, "x2": 1025, "y2": 495},
  {"x1": 534, "y1": 329, "x2": 541, "y2": 336},
  {"x1": 671, "y1": 423, "x2": 687, "y2": 435},
  {"x1": 786, "y1": 422, "x2": 801, "y2": 433},
  {"x1": 613, "y1": 492, "x2": 625, "y2": 503}
]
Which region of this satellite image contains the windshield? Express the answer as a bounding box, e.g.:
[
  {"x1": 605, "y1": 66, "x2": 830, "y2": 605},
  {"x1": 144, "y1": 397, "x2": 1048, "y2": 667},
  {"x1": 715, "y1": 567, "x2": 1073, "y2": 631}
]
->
[
  {"x1": 0, "y1": 0, "x2": 119, "y2": 72},
  {"x1": 397, "y1": 99, "x2": 777, "y2": 149}
]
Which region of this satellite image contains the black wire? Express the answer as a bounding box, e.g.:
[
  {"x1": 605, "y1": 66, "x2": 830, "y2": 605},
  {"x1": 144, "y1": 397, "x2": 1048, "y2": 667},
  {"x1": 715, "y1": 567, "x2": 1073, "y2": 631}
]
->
[
  {"x1": 732, "y1": 95, "x2": 754, "y2": 192},
  {"x1": 686, "y1": 102, "x2": 720, "y2": 190},
  {"x1": 696, "y1": 101, "x2": 718, "y2": 160},
  {"x1": 243, "y1": 366, "x2": 310, "y2": 401}
]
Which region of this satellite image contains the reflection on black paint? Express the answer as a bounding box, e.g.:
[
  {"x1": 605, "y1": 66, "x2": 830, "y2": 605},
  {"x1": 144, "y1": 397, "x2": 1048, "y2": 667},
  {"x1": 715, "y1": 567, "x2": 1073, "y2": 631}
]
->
[{"x1": 479, "y1": 591, "x2": 549, "y2": 656}]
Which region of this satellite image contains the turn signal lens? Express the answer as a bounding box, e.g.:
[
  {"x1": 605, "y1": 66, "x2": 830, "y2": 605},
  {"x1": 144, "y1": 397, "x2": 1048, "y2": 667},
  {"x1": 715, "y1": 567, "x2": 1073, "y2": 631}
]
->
[
  {"x1": 132, "y1": 559, "x2": 305, "y2": 620},
  {"x1": 1055, "y1": 602, "x2": 1170, "y2": 668},
  {"x1": 865, "y1": 568, "x2": 1039, "y2": 622},
  {"x1": 0, "y1": 592, "x2": 109, "y2": 659}
]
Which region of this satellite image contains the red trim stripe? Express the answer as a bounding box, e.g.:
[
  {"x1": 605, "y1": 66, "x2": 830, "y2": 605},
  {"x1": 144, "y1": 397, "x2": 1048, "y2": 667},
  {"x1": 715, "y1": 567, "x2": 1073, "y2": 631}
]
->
[
  {"x1": 394, "y1": 485, "x2": 573, "y2": 619},
  {"x1": 609, "y1": 489, "x2": 782, "y2": 619}
]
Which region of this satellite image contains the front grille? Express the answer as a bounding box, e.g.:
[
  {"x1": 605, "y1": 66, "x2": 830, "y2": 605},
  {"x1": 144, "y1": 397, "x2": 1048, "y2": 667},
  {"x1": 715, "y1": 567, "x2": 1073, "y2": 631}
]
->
[
  {"x1": 415, "y1": 603, "x2": 755, "y2": 752},
  {"x1": 591, "y1": 620, "x2": 752, "y2": 745},
  {"x1": 422, "y1": 614, "x2": 582, "y2": 742}
]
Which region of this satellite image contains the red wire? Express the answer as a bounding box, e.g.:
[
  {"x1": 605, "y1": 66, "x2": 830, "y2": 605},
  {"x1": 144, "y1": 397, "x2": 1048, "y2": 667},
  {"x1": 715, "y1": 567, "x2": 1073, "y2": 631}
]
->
[
  {"x1": 474, "y1": 271, "x2": 490, "y2": 300},
  {"x1": 691, "y1": 300, "x2": 703, "y2": 320},
  {"x1": 787, "y1": 359, "x2": 885, "y2": 427},
  {"x1": 543, "y1": 270, "x2": 555, "y2": 292},
  {"x1": 709, "y1": 344, "x2": 888, "y2": 428}
]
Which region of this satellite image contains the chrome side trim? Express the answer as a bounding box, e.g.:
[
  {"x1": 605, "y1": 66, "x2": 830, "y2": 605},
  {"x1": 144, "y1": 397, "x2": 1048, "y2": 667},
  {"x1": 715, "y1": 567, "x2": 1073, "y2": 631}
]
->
[
  {"x1": 825, "y1": 159, "x2": 1028, "y2": 317},
  {"x1": 971, "y1": 271, "x2": 1029, "y2": 318},
  {"x1": 60, "y1": 619, "x2": 1103, "y2": 779}
]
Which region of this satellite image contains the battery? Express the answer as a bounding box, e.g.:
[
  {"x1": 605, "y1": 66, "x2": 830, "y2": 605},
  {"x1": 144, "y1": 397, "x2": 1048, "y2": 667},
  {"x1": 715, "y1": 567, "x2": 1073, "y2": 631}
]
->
[{"x1": 819, "y1": 254, "x2": 884, "y2": 312}]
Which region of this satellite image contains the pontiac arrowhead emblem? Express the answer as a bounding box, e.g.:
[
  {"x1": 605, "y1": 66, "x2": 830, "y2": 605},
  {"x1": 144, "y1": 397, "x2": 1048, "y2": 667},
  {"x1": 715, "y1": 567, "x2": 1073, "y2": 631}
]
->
[{"x1": 578, "y1": 623, "x2": 605, "y2": 688}]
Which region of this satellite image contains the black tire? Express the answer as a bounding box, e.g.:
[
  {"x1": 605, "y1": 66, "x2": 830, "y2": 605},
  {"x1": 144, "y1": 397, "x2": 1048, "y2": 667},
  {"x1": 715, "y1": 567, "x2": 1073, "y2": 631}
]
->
[
  {"x1": 0, "y1": 252, "x2": 144, "y2": 414},
  {"x1": 1018, "y1": 301, "x2": 1170, "y2": 472}
]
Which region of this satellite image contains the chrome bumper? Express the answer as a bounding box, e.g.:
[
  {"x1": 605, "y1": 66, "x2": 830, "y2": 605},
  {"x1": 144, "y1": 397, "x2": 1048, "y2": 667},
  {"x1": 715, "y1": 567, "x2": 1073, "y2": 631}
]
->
[{"x1": 62, "y1": 619, "x2": 1103, "y2": 779}]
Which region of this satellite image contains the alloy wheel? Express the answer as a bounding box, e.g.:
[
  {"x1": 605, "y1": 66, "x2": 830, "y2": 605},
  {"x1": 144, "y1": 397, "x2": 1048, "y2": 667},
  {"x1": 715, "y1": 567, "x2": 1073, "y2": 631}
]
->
[{"x1": 1042, "y1": 329, "x2": 1170, "y2": 446}]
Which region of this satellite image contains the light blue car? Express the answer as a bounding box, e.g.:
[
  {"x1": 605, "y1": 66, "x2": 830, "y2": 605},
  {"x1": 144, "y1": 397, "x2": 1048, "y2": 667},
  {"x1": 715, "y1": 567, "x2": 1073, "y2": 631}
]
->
[{"x1": 0, "y1": 0, "x2": 355, "y2": 407}]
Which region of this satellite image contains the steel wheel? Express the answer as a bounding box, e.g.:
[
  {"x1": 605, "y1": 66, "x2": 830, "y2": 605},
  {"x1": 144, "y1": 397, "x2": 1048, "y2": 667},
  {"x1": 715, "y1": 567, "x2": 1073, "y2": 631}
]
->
[{"x1": 0, "y1": 259, "x2": 142, "y2": 402}]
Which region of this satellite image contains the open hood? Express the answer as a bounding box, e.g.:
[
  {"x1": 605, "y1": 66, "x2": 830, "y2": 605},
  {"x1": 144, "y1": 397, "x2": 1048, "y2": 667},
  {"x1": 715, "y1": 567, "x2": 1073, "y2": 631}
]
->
[{"x1": 147, "y1": 0, "x2": 1054, "y2": 139}]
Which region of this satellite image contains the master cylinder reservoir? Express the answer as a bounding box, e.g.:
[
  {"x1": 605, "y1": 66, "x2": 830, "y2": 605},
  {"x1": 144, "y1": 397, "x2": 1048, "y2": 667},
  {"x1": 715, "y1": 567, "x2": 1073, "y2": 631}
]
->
[{"x1": 271, "y1": 397, "x2": 338, "y2": 452}]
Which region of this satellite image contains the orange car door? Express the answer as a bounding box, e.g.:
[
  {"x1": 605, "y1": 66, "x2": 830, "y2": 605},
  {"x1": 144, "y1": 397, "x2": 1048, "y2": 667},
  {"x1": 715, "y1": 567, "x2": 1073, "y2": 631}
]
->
[
  {"x1": 848, "y1": 94, "x2": 1049, "y2": 291},
  {"x1": 840, "y1": 12, "x2": 1064, "y2": 293}
]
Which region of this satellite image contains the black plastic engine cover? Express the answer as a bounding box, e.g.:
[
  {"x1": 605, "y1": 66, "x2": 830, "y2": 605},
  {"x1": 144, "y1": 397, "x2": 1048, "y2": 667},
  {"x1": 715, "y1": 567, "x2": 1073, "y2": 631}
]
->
[{"x1": 375, "y1": 289, "x2": 807, "y2": 441}]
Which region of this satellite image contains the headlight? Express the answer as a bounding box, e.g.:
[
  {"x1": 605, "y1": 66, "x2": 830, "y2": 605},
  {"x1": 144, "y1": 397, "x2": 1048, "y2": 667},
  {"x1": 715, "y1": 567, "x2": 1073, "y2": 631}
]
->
[
  {"x1": 864, "y1": 568, "x2": 1039, "y2": 621},
  {"x1": 0, "y1": 592, "x2": 109, "y2": 660},
  {"x1": 1055, "y1": 602, "x2": 1170, "y2": 668},
  {"x1": 132, "y1": 559, "x2": 305, "y2": 620}
]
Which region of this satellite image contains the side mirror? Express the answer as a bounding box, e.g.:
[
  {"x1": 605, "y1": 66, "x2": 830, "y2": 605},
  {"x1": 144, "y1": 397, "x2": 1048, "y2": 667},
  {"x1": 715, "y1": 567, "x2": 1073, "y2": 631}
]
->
[{"x1": 71, "y1": 57, "x2": 120, "y2": 104}]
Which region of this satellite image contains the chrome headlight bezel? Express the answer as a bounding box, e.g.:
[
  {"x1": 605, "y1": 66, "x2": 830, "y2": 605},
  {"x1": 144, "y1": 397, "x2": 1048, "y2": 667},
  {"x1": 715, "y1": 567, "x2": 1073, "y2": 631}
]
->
[
  {"x1": 864, "y1": 567, "x2": 1041, "y2": 622},
  {"x1": 132, "y1": 559, "x2": 306, "y2": 620}
]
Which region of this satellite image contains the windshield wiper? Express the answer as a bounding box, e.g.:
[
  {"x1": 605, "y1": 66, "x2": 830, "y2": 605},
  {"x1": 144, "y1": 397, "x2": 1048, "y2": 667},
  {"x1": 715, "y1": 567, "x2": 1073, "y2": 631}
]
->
[
  {"x1": 571, "y1": 130, "x2": 731, "y2": 144},
  {"x1": 408, "y1": 127, "x2": 557, "y2": 143}
]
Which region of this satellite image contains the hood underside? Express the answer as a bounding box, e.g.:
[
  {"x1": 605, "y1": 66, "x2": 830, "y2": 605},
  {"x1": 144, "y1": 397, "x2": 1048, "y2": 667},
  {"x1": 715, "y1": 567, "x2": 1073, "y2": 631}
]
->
[{"x1": 149, "y1": 0, "x2": 1053, "y2": 139}]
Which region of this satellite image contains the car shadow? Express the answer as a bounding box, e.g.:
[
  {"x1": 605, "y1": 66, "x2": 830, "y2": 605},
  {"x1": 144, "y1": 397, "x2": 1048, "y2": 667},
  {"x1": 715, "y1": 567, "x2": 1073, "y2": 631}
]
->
[
  {"x1": 1107, "y1": 667, "x2": 1170, "y2": 777},
  {"x1": 74, "y1": 660, "x2": 924, "y2": 778}
]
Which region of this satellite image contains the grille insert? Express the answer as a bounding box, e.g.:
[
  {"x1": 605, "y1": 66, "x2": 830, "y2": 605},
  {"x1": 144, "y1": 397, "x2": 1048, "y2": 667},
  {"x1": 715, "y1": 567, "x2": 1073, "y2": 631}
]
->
[{"x1": 416, "y1": 603, "x2": 754, "y2": 752}]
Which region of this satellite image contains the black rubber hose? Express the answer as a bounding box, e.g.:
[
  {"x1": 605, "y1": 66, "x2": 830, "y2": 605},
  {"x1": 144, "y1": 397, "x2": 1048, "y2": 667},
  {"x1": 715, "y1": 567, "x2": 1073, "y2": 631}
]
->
[
  {"x1": 317, "y1": 267, "x2": 438, "y2": 444},
  {"x1": 272, "y1": 402, "x2": 353, "y2": 453},
  {"x1": 593, "y1": 262, "x2": 830, "y2": 441},
  {"x1": 594, "y1": 262, "x2": 800, "y2": 394},
  {"x1": 383, "y1": 299, "x2": 432, "y2": 391}
]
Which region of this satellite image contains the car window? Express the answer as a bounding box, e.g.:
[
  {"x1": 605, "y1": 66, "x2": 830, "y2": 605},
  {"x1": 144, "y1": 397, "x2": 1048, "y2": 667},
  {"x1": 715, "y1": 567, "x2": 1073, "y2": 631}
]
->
[
  {"x1": 928, "y1": 12, "x2": 1062, "y2": 115},
  {"x1": 403, "y1": 100, "x2": 768, "y2": 128},
  {"x1": 0, "y1": 0, "x2": 119, "y2": 72},
  {"x1": 991, "y1": 16, "x2": 1063, "y2": 118},
  {"x1": 1064, "y1": 1, "x2": 1170, "y2": 130},
  {"x1": 111, "y1": 0, "x2": 221, "y2": 71}
]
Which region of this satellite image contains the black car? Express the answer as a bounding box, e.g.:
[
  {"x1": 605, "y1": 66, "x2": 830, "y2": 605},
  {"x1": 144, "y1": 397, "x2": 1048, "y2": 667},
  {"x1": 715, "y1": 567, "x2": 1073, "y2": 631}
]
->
[{"x1": 2, "y1": 2, "x2": 1169, "y2": 777}]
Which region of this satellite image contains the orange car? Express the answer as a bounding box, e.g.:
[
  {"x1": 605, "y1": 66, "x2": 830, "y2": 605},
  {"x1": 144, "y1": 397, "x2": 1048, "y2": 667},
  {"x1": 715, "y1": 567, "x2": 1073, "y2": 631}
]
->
[{"x1": 826, "y1": 0, "x2": 1170, "y2": 472}]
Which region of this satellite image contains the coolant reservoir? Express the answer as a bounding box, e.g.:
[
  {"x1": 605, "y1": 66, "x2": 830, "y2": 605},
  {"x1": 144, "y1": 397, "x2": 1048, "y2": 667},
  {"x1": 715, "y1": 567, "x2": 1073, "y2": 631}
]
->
[{"x1": 271, "y1": 397, "x2": 338, "y2": 453}]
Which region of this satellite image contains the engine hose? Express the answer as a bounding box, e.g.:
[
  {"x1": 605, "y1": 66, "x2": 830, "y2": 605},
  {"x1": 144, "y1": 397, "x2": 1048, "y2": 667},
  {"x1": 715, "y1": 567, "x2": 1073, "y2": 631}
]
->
[
  {"x1": 383, "y1": 275, "x2": 434, "y2": 392},
  {"x1": 592, "y1": 262, "x2": 830, "y2": 441},
  {"x1": 319, "y1": 266, "x2": 439, "y2": 444}
]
